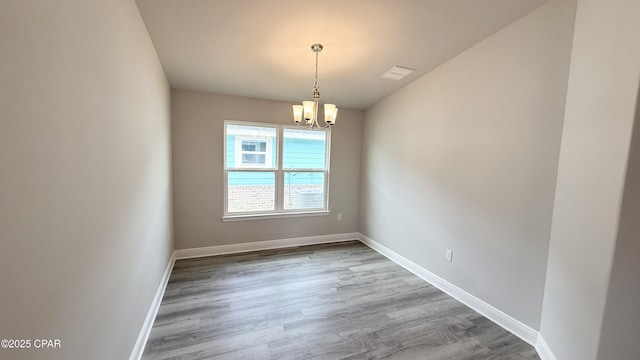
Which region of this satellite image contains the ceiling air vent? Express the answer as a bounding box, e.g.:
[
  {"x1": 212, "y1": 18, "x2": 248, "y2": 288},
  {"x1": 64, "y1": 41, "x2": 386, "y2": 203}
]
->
[{"x1": 381, "y1": 66, "x2": 414, "y2": 80}]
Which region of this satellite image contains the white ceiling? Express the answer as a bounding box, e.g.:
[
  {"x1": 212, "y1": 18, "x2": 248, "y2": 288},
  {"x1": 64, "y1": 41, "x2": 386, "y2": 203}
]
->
[{"x1": 136, "y1": 0, "x2": 549, "y2": 110}]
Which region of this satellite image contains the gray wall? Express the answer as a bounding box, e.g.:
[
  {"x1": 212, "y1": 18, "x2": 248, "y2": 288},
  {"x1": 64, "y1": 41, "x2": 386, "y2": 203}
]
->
[
  {"x1": 360, "y1": 0, "x2": 575, "y2": 329},
  {"x1": 597, "y1": 85, "x2": 640, "y2": 360},
  {"x1": 171, "y1": 90, "x2": 362, "y2": 249},
  {"x1": 538, "y1": 0, "x2": 640, "y2": 358},
  {"x1": 0, "y1": 1, "x2": 173, "y2": 359}
]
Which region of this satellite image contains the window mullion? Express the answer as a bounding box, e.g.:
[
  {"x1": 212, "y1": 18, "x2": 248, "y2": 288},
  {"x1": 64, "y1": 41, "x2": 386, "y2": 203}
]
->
[{"x1": 276, "y1": 127, "x2": 284, "y2": 211}]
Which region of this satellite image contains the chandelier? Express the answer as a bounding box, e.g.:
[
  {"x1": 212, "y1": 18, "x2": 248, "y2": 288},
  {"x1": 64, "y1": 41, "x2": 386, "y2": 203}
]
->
[{"x1": 292, "y1": 44, "x2": 338, "y2": 129}]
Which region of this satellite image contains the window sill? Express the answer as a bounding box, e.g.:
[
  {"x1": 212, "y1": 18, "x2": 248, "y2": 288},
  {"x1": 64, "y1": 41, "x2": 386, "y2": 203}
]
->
[{"x1": 222, "y1": 210, "x2": 330, "y2": 222}]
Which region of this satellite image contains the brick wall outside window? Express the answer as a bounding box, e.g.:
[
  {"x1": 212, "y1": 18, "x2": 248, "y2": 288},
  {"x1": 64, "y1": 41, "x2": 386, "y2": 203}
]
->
[{"x1": 228, "y1": 184, "x2": 324, "y2": 213}]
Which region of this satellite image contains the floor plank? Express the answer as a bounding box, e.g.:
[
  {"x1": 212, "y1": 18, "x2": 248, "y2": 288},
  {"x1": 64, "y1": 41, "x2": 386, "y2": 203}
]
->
[{"x1": 142, "y1": 241, "x2": 540, "y2": 360}]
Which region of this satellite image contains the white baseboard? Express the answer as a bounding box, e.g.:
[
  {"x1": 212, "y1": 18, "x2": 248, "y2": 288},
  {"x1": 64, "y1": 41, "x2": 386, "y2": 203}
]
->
[
  {"x1": 535, "y1": 335, "x2": 558, "y2": 360},
  {"x1": 357, "y1": 233, "x2": 539, "y2": 346},
  {"x1": 173, "y1": 232, "x2": 360, "y2": 260},
  {"x1": 129, "y1": 253, "x2": 176, "y2": 360}
]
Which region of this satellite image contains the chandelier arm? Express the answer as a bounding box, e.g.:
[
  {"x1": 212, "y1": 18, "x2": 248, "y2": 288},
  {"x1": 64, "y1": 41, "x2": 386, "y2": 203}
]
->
[{"x1": 295, "y1": 122, "x2": 331, "y2": 130}]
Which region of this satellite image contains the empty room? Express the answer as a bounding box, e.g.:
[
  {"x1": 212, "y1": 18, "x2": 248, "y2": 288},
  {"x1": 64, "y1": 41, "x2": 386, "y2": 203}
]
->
[{"x1": 1, "y1": 0, "x2": 639, "y2": 359}]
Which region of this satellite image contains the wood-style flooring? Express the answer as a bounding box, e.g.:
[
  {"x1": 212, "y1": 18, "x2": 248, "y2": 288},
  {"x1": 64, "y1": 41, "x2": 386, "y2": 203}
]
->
[{"x1": 142, "y1": 241, "x2": 540, "y2": 360}]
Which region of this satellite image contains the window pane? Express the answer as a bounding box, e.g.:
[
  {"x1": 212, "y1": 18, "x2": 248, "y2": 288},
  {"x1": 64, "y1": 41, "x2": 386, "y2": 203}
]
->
[
  {"x1": 283, "y1": 129, "x2": 326, "y2": 170},
  {"x1": 241, "y1": 140, "x2": 267, "y2": 152},
  {"x1": 227, "y1": 171, "x2": 275, "y2": 213},
  {"x1": 283, "y1": 172, "x2": 325, "y2": 210},
  {"x1": 226, "y1": 125, "x2": 276, "y2": 169},
  {"x1": 242, "y1": 143, "x2": 256, "y2": 152},
  {"x1": 242, "y1": 154, "x2": 266, "y2": 165}
]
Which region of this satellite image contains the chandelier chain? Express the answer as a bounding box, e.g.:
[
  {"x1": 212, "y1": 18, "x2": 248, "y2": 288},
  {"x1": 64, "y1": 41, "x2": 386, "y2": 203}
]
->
[{"x1": 314, "y1": 48, "x2": 319, "y2": 90}]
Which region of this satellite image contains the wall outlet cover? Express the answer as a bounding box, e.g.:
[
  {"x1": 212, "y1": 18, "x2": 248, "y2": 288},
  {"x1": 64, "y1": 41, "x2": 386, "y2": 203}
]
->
[{"x1": 445, "y1": 249, "x2": 453, "y2": 262}]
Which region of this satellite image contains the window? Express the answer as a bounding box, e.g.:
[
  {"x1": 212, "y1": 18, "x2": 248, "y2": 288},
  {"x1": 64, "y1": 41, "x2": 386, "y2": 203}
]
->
[
  {"x1": 236, "y1": 138, "x2": 272, "y2": 168},
  {"x1": 224, "y1": 121, "x2": 330, "y2": 218}
]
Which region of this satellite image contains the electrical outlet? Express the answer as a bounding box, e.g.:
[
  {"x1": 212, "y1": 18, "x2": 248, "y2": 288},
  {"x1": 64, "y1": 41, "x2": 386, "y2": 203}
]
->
[
  {"x1": 337, "y1": 213, "x2": 342, "y2": 221},
  {"x1": 445, "y1": 249, "x2": 453, "y2": 262}
]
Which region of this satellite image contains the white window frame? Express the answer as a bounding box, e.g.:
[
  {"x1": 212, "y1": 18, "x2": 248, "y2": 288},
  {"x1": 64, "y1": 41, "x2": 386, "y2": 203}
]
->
[{"x1": 223, "y1": 120, "x2": 331, "y2": 220}]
